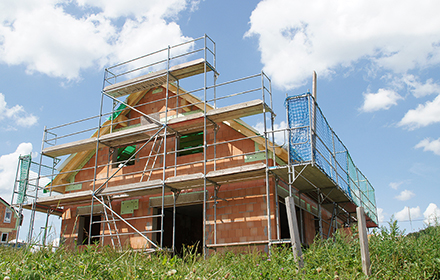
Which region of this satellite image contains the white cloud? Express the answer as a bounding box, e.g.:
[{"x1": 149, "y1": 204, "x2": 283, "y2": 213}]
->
[
  {"x1": 402, "y1": 75, "x2": 440, "y2": 98},
  {"x1": 360, "y1": 88, "x2": 402, "y2": 112},
  {"x1": 0, "y1": 143, "x2": 33, "y2": 202},
  {"x1": 423, "y1": 203, "x2": 440, "y2": 225},
  {"x1": 76, "y1": 0, "x2": 190, "y2": 20},
  {"x1": 0, "y1": 0, "x2": 198, "y2": 80},
  {"x1": 0, "y1": 93, "x2": 38, "y2": 128},
  {"x1": 395, "y1": 206, "x2": 421, "y2": 222},
  {"x1": 395, "y1": 189, "x2": 415, "y2": 201},
  {"x1": 415, "y1": 137, "x2": 440, "y2": 156},
  {"x1": 398, "y1": 94, "x2": 440, "y2": 129},
  {"x1": 254, "y1": 120, "x2": 287, "y2": 146},
  {"x1": 246, "y1": 0, "x2": 440, "y2": 89},
  {"x1": 389, "y1": 181, "x2": 403, "y2": 190}
]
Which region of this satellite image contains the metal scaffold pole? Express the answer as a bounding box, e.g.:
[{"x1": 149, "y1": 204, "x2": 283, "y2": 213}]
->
[{"x1": 203, "y1": 34, "x2": 208, "y2": 258}]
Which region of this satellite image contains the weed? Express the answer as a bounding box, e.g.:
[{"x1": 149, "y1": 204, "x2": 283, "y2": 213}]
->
[{"x1": 0, "y1": 222, "x2": 439, "y2": 279}]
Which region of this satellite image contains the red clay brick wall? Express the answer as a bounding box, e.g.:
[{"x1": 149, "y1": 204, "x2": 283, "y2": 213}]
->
[{"x1": 0, "y1": 202, "x2": 17, "y2": 242}]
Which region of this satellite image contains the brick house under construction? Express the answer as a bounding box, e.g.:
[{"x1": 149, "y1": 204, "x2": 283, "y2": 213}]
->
[{"x1": 14, "y1": 35, "x2": 377, "y2": 253}]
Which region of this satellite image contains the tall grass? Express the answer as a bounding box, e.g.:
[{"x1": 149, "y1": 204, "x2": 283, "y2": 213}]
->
[{"x1": 1, "y1": 221, "x2": 439, "y2": 279}]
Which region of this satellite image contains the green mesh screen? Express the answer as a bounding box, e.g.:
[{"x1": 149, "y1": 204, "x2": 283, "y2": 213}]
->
[{"x1": 17, "y1": 155, "x2": 31, "y2": 204}]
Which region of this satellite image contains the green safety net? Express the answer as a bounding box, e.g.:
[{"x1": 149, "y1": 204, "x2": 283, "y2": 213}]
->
[
  {"x1": 17, "y1": 155, "x2": 31, "y2": 204},
  {"x1": 286, "y1": 93, "x2": 378, "y2": 225}
]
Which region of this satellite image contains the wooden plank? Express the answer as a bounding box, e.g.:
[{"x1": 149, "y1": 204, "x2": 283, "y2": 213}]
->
[
  {"x1": 357, "y1": 206, "x2": 371, "y2": 276},
  {"x1": 207, "y1": 162, "x2": 266, "y2": 184},
  {"x1": 207, "y1": 99, "x2": 271, "y2": 123},
  {"x1": 22, "y1": 203, "x2": 63, "y2": 216},
  {"x1": 101, "y1": 179, "x2": 163, "y2": 197},
  {"x1": 104, "y1": 70, "x2": 169, "y2": 98},
  {"x1": 37, "y1": 180, "x2": 164, "y2": 206},
  {"x1": 35, "y1": 190, "x2": 93, "y2": 206},
  {"x1": 42, "y1": 137, "x2": 99, "y2": 158},
  {"x1": 170, "y1": 58, "x2": 213, "y2": 79},
  {"x1": 99, "y1": 123, "x2": 160, "y2": 147},
  {"x1": 165, "y1": 173, "x2": 205, "y2": 189},
  {"x1": 285, "y1": 196, "x2": 304, "y2": 269},
  {"x1": 104, "y1": 59, "x2": 212, "y2": 98},
  {"x1": 149, "y1": 191, "x2": 205, "y2": 207}
]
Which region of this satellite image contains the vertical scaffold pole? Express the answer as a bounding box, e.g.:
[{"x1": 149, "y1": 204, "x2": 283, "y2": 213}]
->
[
  {"x1": 161, "y1": 45, "x2": 171, "y2": 249},
  {"x1": 28, "y1": 129, "x2": 46, "y2": 244},
  {"x1": 89, "y1": 89, "x2": 105, "y2": 245},
  {"x1": 203, "y1": 34, "x2": 208, "y2": 258},
  {"x1": 262, "y1": 71, "x2": 272, "y2": 249}
]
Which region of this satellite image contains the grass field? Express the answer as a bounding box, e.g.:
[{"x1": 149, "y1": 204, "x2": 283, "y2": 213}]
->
[{"x1": 1, "y1": 221, "x2": 439, "y2": 279}]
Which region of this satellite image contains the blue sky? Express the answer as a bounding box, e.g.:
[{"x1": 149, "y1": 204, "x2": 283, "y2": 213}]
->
[{"x1": 1, "y1": 0, "x2": 439, "y2": 241}]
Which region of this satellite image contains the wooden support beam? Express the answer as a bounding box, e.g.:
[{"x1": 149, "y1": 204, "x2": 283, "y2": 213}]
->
[
  {"x1": 285, "y1": 196, "x2": 304, "y2": 269},
  {"x1": 357, "y1": 206, "x2": 371, "y2": 276}
]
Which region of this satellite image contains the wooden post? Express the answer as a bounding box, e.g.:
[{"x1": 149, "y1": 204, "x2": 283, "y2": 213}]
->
[
  {"x1": 357, "y1": 206, "x2": 371, "y2": 276},
  {"x1": 285, "y1": 196, "x2": 304, "y2": 268}
]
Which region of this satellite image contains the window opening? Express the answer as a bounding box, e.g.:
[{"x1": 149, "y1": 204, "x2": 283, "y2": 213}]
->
[
  {"x1": 4, "y1": 209, "x2": 12, "y2": 223},
  {"x1": 1, "y1": 233, "x2": 8, "y2": 243},
  {"x1": 114, "y1": 145, "x2": 136, "y2": 167},
  {"x1": 178, "y1": 131, "x2": 203, "y2": 156}
]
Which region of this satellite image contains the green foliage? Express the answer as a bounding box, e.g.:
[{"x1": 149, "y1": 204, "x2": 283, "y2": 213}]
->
[{"x1": 1, "y1": 222, "x2": 439, "y2": 279}]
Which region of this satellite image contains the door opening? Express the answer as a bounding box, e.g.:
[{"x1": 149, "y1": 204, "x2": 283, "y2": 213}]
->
[
  {"x1": 77, "y1": 215, "x2": 101, "y2": 245},
  {"x1": 154, "y1": 204, "x2": 203, "y2": 254}
]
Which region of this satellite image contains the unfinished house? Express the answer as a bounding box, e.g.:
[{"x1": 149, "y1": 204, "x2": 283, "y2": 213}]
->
[{"x1": 13, "y1": 35, "x2": 377, "y2": 253}]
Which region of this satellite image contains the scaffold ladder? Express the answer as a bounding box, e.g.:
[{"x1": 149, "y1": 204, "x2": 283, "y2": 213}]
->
[
  {"x1": 102, "y1": 195, "x2": 122, "y2": 250},
  {"x1": 140, "y1": 134, "x2": 163, "y2": 182}
]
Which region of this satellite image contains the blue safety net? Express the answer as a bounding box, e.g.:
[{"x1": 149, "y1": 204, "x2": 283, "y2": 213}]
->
[{"x1": 286, "y1": 93, "x2": 377, "y2": 224}]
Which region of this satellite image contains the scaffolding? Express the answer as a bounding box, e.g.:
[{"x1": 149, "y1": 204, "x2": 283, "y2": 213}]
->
[{"x1": 14, "y1": 34, "x2": 377, "y2": 253}]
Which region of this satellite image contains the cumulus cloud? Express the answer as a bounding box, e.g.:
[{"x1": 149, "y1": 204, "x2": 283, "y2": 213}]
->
[
  {"x1": 360, "y1": 88, "x2": 403, "y2": 112},
  {"x1": 402, "y1": 75, "x2": 440, "y2": 98},
  {"x1": 398, "y1": 94, "x2": 440, "y2": 129},
  {"x1": 395, "y1": 189, "x2": 415, "y2": 201},
  {"x1": 0, "y1": 93, "x2": 38, "y2": 128},
  {"x1": 424, "y1": 203, "x2": 440, "y2": 225},
  {"x1": 0, "y1": 143, "x2": 33, "y2": 202},
  {"x1": 254, "y1": 120, "x2": 287, "y2": 146},
  {"x1": 0, "y1": 0, "x2": 199, "y2": 80},
  {"x1": 415, "y1": 138, "x2": 440, "y2": 156},
  {"x1": 395, "y1": 206, "x2": 421, "y2": 222},
  {"x1": 389, "y1": 181, "x2": 404, "y2": 190},
  {"x1": 246, "y1": 0, "x2": 440, "y2": 89}
]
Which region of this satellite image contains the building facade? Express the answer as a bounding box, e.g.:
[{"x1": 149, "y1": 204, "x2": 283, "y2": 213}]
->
[
  {"x1": 0, "y1": 197, "x2": 19, "y2": 243},
  {"x1": 14, "y1": 36, "x2": 377, "y2": 253}
]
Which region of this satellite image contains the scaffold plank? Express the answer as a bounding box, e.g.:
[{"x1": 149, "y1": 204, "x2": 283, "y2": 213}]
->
[
  {"x1": 99, "y1": 123, "x2": 160, "y2": 147},
  {"x1": 101, "y1": 179, "x2": 163, "y2": 197},
  {"x1": 34, "y1": 190, "x2": 93, "y2": 206},
  {"x1": 104, "y1": 58, "x2": 213, "y2": 98},
  {"x1": 206, "y1": 162, "x2": 266, "y2": 184},
  {"x1": 165, "y1": 173, "x2": 205, "y2": 189},
  {"x1": 42, "y1": 138, "x2": 100, "y2": 158},
  {"x1": 167, "y1": 99, "x2": 270, "y2": 133},
  {"x1": 206, "y1": 99, "x2": 272, "y2": 123}
]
